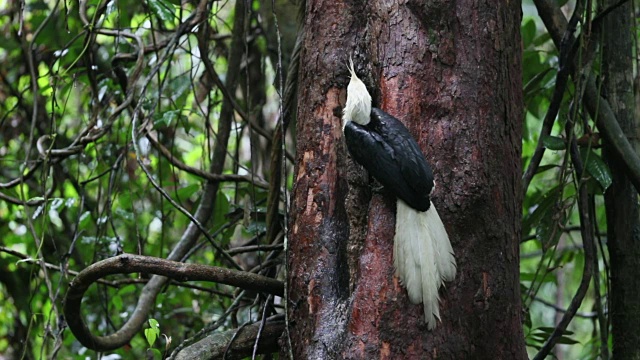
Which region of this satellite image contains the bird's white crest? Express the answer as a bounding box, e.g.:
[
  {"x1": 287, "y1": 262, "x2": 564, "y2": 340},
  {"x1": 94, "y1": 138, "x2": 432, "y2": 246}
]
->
[{"x1": 343, "y1": 57, "x2": 372, "y2": 128}]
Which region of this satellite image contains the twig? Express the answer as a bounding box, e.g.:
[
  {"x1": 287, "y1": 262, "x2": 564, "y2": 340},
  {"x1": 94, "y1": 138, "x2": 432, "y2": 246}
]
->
[
  {"x1": 145, "y1": 132, "x2": 269, "y2": 189},
  {"x1": 228, "y1": 244, "x2": 284, "y2": 256},
  {"x1": 132, "y1": 134, "x2": 243, "y2": 270},
  {"x1": 533, "y1": 296, "x2": 600, "y2": 318},
  {"x1": 0, "y1": 162, "x2": 41, "y2": 189},
  {"x1": 253, "y1": 295, "x2": 273, "y2": 359}
]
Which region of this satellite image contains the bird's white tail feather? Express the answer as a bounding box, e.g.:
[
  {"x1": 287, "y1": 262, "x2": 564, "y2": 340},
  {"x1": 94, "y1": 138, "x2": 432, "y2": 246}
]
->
[{"x1": 394, "y1": 200, "x2": 457, "y2": 330}]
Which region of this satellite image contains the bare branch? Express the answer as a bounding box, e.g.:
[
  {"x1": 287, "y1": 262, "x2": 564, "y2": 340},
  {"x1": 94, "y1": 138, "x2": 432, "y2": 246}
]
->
[{"x1": 63, "y1": 254, "x2": 284, "y2": 351}]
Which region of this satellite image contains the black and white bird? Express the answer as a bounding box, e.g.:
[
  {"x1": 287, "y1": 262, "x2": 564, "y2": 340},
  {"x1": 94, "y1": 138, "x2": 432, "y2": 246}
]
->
[{"x1": 342, "y1": 59, "x2": 456, "y2": 330}]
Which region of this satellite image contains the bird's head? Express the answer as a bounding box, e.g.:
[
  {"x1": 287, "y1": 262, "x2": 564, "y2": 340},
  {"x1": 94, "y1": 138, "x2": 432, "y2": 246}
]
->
[{"x1": 343, "y1": 57, "x2": 372, "y2": 127}]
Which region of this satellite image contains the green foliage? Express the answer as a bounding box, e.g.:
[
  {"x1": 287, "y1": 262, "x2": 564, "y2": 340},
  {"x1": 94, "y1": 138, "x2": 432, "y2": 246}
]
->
[
  {"x1": 520, "y1": 6, "x2": 615, "y2": 359},
  {"x1": 148, "y1": 0, "x2": 177, "y2": 23},
  {"x1": 526, "y1": 326, "x2": 580, "y2": 350},
  {"x1": 0, "y1": 0, "x2": 625, "y2": 358},
  {"x1": 542, "y1": 135, "x2": 566, "y2": 150},
  {"x1": 582, "y1": 149, "x2": 612, "y2": 192},
  {"x1": 145, "y1": 318, "x2": 161, "y2": 347},
  {"x1": 0, "y1": 0, "x2": 285, "y2": 358}
]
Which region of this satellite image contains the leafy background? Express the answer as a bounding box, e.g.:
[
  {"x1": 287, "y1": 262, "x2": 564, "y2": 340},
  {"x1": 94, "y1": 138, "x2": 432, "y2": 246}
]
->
[{"x1": 0, "y1": 0, "x2": 627, "y2": 359}]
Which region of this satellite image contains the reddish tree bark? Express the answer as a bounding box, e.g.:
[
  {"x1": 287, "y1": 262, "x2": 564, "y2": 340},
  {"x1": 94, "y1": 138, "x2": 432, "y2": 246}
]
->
[{"x1": 288, "y1": 0, "x2": 526, "y2": 358}]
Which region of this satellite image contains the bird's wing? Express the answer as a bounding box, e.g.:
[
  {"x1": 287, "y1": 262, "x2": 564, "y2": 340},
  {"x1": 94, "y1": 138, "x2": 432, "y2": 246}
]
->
[
  {"x1": 344, "y1": 120, "x2": 431, "y2": 211},
  {"x1": 344, "y1": 121, "x2": 400, "y2": 179},
  {"x1": 371, "y1": 108, "x2": 434, "y2": 209}
]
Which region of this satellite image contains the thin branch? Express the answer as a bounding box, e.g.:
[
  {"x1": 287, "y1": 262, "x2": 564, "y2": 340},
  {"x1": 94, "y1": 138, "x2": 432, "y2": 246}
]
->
[
  {"x1": 0, "y1": 162, "x2": 41, "y2": 189},
  {"x1": 228, "y1": 244, "x2": 284, "y2": 256},
  {"x1": 63, "y1": 254, "x2": 284, "y2": 351},
  {"x1": 533, "y1": 296, "x2": 600, "y2": 318},
  {"x1": 131, "y1": 139, "x2": 243, "y2": 270},
  {"x1": 589, "y1": 195, "x2": 609, "y2": 359},
  {"x1": 0, "y1": 190, "x2": 48, "y2": 206},
  {"x1": 522, "y1": 2, "x2": 582, "y2": 195},
  {"x1": 145, "y1": 132, "x2": 269, "y2": 189},
  {"x1": 253, "y1": 295, "x2": 274, "y2": 359},
  {"x1": 533, "y1": 116, "x2": 596, "y2": 360}
]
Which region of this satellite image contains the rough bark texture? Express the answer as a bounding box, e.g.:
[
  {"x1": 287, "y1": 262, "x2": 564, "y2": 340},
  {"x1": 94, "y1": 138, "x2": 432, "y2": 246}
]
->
[
  {"x1": 288, "y1": 0, "x2": 526, "y2": 358},
  {"x1": 174, "y1": 319, "x2": 284, "y2": 360},
  {"x1": 602, "y1": 2, "x2": 640, "y2": 358}
]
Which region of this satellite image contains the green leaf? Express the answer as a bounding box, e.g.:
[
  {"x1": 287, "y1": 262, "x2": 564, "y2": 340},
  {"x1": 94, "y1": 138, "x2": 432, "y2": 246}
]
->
[
  {"x1": 533, "y1": 32, "x2": 552, "y2": 47},
  {"x1": 111, "y1": 294, "x2": 123, "y2": 311},
  {"x1": 118, "y1": 284, "x2": 137, "y2": 296},
  {"x1": 245, "y1": 221, "x2": 267, "y2": 234},
  {"x1": 115, "y1": 207, "x2": 134, "y2": 223},
  {"x1": 144, "y1": 327, "x2": 157, "y2": 347},
  {"x1": 583, "y1": 150, "x2": 612, "y2": 191},
  {"x1": 211, "y1": 192, "x2": 230, "y2": 233},
  {"x1": 154, "y1": 110, "x2": 180, "y2": 129},
  {"x1": 145, "y1": 319, "x2": 160, "y2": 347},
  {"x1": 149, "y1": 318, "x2": 159, "y2": 328},
  {"x1": 78, "y1": 211, "x2": 92, "y2": 230},
  {"x1": 175, "y1": 184, "x2": 200, "y2": 201},
  {"x1": 523, "y1": 185, "x2": 560, "y2": 236},
  {"x1": 150, "y1": 348, "x2": 163, "y2": 359},
  {"x1": 520, "y1": 272, "x2": 538, "y2": 282},
  {"x1": 536, "y1": 204, "x2": 565, "y2": 250},
  {"x1": 556, "y1": 335, "x2": 580, "y2": 345},
  {"x1": 530, "y1": 334, "x2": 548, "y2": 342},
  {"x1": 147, "y1": 0, "x2": 175, "y2": 23},
  {"x1": 521, "y1": 272, "x2": 555, "y2": 283},
  {"x1": 521, "y1": 18, "x2": 537, "y2": 48},
  {"x1": 526, "y1": 342, "x2": 543, "y2": 350},
  {"x1": 523, "y1": 307, "x2": 532, "y2": 331},
  {"x1": 535, "y1": 164, "x2": 558, "y2": 174},
  {"x1": 119, "y1": 192, "x2": 133, "y2": 209},
  {"x1": 524, "y1": 67, "x2": 553, "y2": 100},
  {"x1": 168, "y1": 74, "x2": 191, "y2": 102},
  {"x1": 542, "y1": 135, "x2": 565, "y2": 150},
  {"x1": 536, "y1": 327, "x2": 574, "y2": 335}
]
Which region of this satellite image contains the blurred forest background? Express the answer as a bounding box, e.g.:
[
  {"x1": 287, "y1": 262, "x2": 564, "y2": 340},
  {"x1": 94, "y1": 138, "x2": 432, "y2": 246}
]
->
[{"x1": 0, "y1": 0, "x2": 637, "y2": 359}]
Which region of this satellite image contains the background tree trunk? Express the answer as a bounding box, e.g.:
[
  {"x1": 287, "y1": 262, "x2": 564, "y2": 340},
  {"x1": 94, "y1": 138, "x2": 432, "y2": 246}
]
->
[
  {"x1": 602, "y1": 1, "x2": 640, "y2": 358},
  {"x1": 288, "y1": 0, "x2": 527, "y2": 358}
]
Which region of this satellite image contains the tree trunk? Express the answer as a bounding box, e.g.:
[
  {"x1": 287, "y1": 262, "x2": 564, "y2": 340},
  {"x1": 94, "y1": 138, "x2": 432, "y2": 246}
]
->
[
  {"x1": 288, "y1": 0, "x2": 526, "y2": 358},
  {"x1": 602, "y1": 2, "x2": 640, "y2": 358}
]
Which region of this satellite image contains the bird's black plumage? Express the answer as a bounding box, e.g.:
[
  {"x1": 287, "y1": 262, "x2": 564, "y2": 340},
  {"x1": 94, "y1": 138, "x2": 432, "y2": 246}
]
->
[{"x1": 344, "y1": 108, "x2": 434, "y2": 211}]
